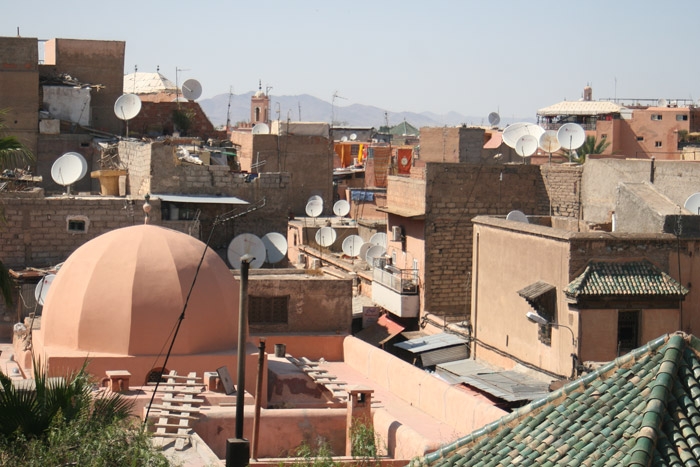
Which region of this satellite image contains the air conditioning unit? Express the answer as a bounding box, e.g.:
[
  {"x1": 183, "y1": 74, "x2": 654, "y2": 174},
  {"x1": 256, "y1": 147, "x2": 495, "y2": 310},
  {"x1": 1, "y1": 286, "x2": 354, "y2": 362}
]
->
[
  {"x1": 392, "y1": 225, "x2": 402, "y2": 242},
  {"x1": 297, "y1": 253, "x2": 307, "y2": 266}
]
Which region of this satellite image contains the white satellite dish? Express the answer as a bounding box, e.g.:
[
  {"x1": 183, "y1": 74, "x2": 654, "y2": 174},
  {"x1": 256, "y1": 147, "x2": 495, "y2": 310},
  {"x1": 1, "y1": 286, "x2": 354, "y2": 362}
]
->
[
  {"x1": 262, "y1": 232, "x2": 288, "y2": 264},
  {"x1": 684, "y1": 193, "x2": 700, "y2": 215},
  {"x1": 333, "y1": 200, "x2": 350, "y2": 217},
  {"x1": 539, "y1": 130, "x2": 561, "y2": 153},
  {"x1": 365, "y1": 245, "x2": 386, "y2": 268},
  {"x1": 305, "y1": 201, "x2": 323, "y2": 217},
  {"x1": 315, "y1": 226, "x2": 337, "y2": 247},
  {"x1": 227, "y1": 233, "x2": 266, "y2": 269},
  {"x1": 34, "y1": 274, "x2": 56, "y2": 306},
  {"x1": 308, "y1": 195, "x2": 323, "y2": 204},
  {"x1": 51, "y1": 152, "x2": 88, "y2": 191},
  {"x1": 359, "y1": 242, "x2": 372, "y2": 263},
  {"x1": 113, "y1": 93, "x2": 142, "y2": 120},
  {"x1": 515, "y1": 135, "x2": 538, "y2": 157},
  {"x1": 506, "y1": 210, "x2": 529, "y2": 223},
  {"x1": 658, "y1": 98, "x2": 668, "y2": 107},
  {"x1": 369, "y1": 232, "x2": 387, "y2": 248},
  {"x1": 488, "y1": 112, "x2": 501, "y2": 126},
  {"x1": 181, "y1": 79, "x2": 202, "y2": 100},
  {"x1": 341, "y1": 136, "x2": 348, "y2": 142},
  {"x1": 172, "y1": 96, "x2": 189, "y2": 103},
  {"x1": 252, "y1": 123, "x2": 270, "y2": 135},
  {"x1": 342, "y1": 235, "x2": 364, "y2": 258},
  {"x1": 502, "y1": 123, "x2": 544, "y2": 149},
  {"x1": 557, "y1": 123, "x2": 586, "y2": 151},
  {"x1": 350, "y1": 133, "x2": 357, "y2": 141}
]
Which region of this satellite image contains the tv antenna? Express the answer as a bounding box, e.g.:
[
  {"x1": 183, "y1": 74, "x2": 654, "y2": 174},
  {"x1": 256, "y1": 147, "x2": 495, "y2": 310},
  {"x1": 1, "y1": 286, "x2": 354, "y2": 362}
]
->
[
  {"x1": 226, "y1": 86, "x2": 234, "y2": 130},
  {"x1": 331, "y1": 91, "x2": 347, "y2": 126},
  {"x1": 51, "y1": 152, "x2": 88, "y2": 194},
  {"x1": 174, "y1": 67, "x2": 190, "y2": 104}
]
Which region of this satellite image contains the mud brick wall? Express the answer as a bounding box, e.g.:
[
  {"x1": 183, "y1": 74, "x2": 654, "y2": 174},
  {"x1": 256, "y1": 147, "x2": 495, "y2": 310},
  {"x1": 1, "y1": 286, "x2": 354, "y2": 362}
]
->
[
  {"x1": 386, "y1": 175, "x2": 426, "y2": 214},
  {"x1": 539, "y1": 164, "x2": 583, "y2": 218},
  {"x1": 127, "y1": 101, "x2": 226, "y2": 140}
]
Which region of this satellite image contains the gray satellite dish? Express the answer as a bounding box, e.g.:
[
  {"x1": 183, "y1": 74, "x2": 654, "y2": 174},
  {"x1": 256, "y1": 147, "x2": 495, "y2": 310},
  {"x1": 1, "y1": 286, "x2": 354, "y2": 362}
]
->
[
  {"x1": 515, "y1": 135, "x2": 538, "y2": 157},
  {"x1": 113, "y1": 93, "x2": 142, "y2": 120},
  {"x1": 51, "y1": 152, "x2": 88, "y2": 192},
  {"x1": 34, "y1": 274, "x2": 56, "y2": 306},
  {"x1": 539, "y1": 130, "x2": 561, "y2": 153},
  {"x1": 342, "y1": 235, "x2": 364, "y2": 257},
  {"x1": 182, "y1": 79, "x2": 202, "y2": 100},
  {"x1": 262, "y1": 232, "x2": 288, "y2": 264},
  {"x1": 359, "y1": 242, "x2": 372, "y2": 263},
  {"x1": 369, "y1": 232, "x2": 387, "y2": 249},
  {"x1": 227, "y1": 233, "x2": 266, "y2": 269},
  {"x1": 488, "y1": 112, "x2": 501, "y2": 126},
  {"x1": 557, "y1": 123, "x2": 586, "y2": 151},
  {"x1": 506, "y1": 210, "x2": 529, "y2": 223},
  {"x1": 333, "y1": 200, "x2": 350, "y2": 217},
  {"x1": 315, "y1": 226, "x2": 337, "y2": 247},
  {"x1": 684, "y1": 193, "x2": 700, "y2": 215},
  {"x1": 365, "y1": 245, "x2": 386, "y2": 268},
  {"x1": 658, "y1": 98, "x2": 668, "y2": 107},
  {"x1": 502, "y1": 123, "x2": 544, "y2": 149},
  {"x1": 350, "y1": 133, "x2": 357, "y2": 141},
  {"x1": 305, "y1": 200, "x2": 323, "y2": 217},
  {"x1": 252, "y1": 123, "x2": 270, "y2": 135}
]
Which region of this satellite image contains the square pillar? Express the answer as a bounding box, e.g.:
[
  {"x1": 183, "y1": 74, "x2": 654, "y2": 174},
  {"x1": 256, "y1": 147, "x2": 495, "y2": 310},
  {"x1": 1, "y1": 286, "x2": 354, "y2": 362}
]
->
[{"x1": 345, "y1": 385, "x2": 374, "y2": 456}]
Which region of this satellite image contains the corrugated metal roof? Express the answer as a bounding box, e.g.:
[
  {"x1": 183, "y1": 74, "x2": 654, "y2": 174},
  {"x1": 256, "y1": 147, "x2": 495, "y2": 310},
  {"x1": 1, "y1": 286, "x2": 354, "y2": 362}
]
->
[
  {"x1": 420, "y1": 345, "x2": 468, "y2": 367},
  {"x1": 153, "y1": 194, "x2": 248, "y2": 205},
  {"x1": 394, "y1": 332, "x2": 466, "y2": 353},
  {"x1": 537, "y1": 100, "x2": 625, "y2": 116}
]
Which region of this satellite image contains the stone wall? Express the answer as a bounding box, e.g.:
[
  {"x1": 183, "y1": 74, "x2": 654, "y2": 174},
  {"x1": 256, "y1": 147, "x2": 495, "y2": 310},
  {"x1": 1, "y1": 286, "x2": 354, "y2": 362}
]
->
[
  {"x1": 420, "y1": 127, "x2": 485, "y2": 163},
  {"x1": 127, "y1": 101, "x2": 226, "y2": 140},
  {"x1": 539, "y1": 164, "x2": 583, "y2": 218}
]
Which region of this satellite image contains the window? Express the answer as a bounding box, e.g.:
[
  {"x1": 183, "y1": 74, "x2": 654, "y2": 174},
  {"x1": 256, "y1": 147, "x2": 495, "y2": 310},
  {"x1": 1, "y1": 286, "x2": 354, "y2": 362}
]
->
[
  {"x1": 677, "y1": 114, "x2": 688, "y2": 121},
  {"x1": 651, "y1": 114, "x2": 663, "y2": 121},
  {"x1": 617, "y1": 310, "x2": 640, "y2": 355},
  {"x1": 600, "y1": 134, "x2": 608, "y2": 139},
  {"x1": 655, "y1": 141, "x2": 662, "y2": 148},
  {"x1": 636, "y1": 136, "x2": 644, "y2": 142},
  {"x1": 249, "y1": 296, "x2": 289, "y2": 324},
  {"x1": 536, "y1": 292, "x2": 556, "y2": 345},
  {"x1": 255, "y1": 107, "x2": 260, "y2": 121},
  {"x1": 66, "y1": 215, "x2": 89, "y2": 233}
]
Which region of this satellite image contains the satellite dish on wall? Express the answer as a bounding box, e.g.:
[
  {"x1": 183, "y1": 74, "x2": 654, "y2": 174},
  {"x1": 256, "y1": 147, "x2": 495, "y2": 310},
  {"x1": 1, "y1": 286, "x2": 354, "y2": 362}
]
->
[
  {"x1": 342, "y1": 235, "x2": 364, "y2": 257},
  {"x1": 181, "y1": 79, "x2": 202, "y2": 100},
  {"x1": 684, "y1": 193, "x2": 700, "y2": 214},
  {"x1": 515, "y1": 135, "x2": 538, "y2": 157},
  {"x1": 539, "y1": 130, "x2": 562, "y2": 153},
  {"x1": 488, "y1": 112, "x2": 501, "y2": 126},
  {"x1": 305, "y1": 201, "x2": 323, "y2": 217},
  {"x1": 502, "y1": 123, "x2": 544, "y2": 149},
  {"x1": 227, "y1": 233, "x2": 266, "y2": 269},
  {"x1": 315, "y1": 226, "x2": 337, "y2": 247},
  {"x1": 113, "y1": 93, "x2": 142, "y2": 120},
  {"x1": 51, "y1": 152, "x2": 88, "y2": 191},
  {"x1": 369, "y1": 232, "x2": 387, "y2": 249},
  {"x1": 658, "y1": 98, "x2": 668, "y2": 107},
  {"x1": 506, "y1": 210, "x2": 529, "y2": 223},
  {"x1": 557, "y1": 123, "x2": 586, "y2": 150},
  {"x1": 34, "y1": 274, "x2": 56, "y2": 306},
  {"x1": 262, "y1": 232, "x2": 288, "y2": 264},
  {"x1": 350, "y1": 133, "x2": 357, "y2": 141},
  {"x1": 333, "y1": 200, "x2": 350, "y2": 217},
  {"x1": 252, "y1": 123, "x2": 270, "y2": 135},
  {"x1": 341, "y1": 136, "x2": 348, "y2": 142},
  {"x1": 365, "y1": 245, "x2": 386, "y2": 268}
]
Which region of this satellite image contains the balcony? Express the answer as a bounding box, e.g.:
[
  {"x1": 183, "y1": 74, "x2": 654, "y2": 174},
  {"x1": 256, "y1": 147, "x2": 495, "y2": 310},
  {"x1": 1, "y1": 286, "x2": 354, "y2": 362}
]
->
[{"x1": 372, "y1": 266, "x2": 419, "y2": 318}]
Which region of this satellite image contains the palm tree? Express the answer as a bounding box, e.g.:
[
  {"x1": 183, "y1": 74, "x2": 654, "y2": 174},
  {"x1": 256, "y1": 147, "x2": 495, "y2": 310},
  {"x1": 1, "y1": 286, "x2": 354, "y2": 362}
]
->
[
  {"x1": 0, "y1": 108, "x2": 33, "y2": 170},
  {"x1": 568, "y1": 135, "x2": 610, "y2": 163}
]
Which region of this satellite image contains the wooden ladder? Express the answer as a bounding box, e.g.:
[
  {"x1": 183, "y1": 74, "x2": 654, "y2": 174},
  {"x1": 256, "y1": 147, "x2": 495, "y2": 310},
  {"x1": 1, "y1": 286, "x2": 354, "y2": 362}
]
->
[{"x1": 149, "y1": 371, "x2": 205, "y2": 450}]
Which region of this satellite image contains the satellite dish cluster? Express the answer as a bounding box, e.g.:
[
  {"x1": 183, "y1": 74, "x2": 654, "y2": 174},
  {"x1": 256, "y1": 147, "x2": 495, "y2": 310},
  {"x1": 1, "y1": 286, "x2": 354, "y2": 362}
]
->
[
  {"x1": 227, "y1": 231, "x2": 288, "y2": 269},
  {"x1": 490, "y1": 112, "x2": 586, "y2": 159}
]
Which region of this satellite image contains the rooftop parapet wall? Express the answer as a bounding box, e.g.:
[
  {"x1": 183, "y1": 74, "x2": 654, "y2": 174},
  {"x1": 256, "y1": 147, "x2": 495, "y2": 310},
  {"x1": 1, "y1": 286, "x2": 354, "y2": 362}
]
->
[
  {"x1": 386, "y1": 175, "x2": 425, "y2": 215},
  {"x1": 539, "y1": 164, "x2": 583, "y2": 218}
]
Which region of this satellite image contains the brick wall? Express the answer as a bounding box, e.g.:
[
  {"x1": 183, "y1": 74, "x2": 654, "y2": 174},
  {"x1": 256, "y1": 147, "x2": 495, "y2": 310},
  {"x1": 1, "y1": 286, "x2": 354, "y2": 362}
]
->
[
  {"x1": 386, "y1": 176, "x2": 426, "y2": 214},
  {"x1": 127, "y1": 101, "x2": 226, "y2": 140},
  {"x1": 538, "y1": 164, "x2": 583, "y2": 218},
  {"x1": 420, "y1": 127, "x2": 485, "y2": 163},
  {"x1": 119, "y1": 140, "x2": 152, "y2": 195}
]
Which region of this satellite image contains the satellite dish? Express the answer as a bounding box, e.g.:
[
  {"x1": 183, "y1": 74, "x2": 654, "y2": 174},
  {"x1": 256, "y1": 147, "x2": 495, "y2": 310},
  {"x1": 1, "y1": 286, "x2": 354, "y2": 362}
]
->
[
  {"x1": 350, "y1": 133, "x2": 357, "y2": 141},
  {"x1": 488, "y1": 112, "x2": 501, "y2": 126},
  {"x1": 506, "y1": 210, "x2": 529, "y2": 223},
  {"x1": 502, "y1": 123, "x2": 544, "y2": 149},
  {"x1": 305, "y1": 201, "x2": 323, "y2": 217},
  {"x1": 359, "y1": 242, "x2": 372, "y2": 262},
  {"x1": 341, "y1": 136, "x2": 349, "y2": 142},
  {"x1": 252, "y1": 123, "x2": 270, "y2": 135},
  {"x1": 515, "y1": 135, "x2": 538, "y2": 157},
  {"x1": 658, "y1": 98, "x2": 668, "y2": 107},
  {"x1": 113, "y1": 93, "x2": 142, "y2": 120},
  {"x1": 34, "y1": 274, "x2": 56, "y2": 306},
  {"x1": 51, "y1": 152, "x2": 88, "y2": 188},
  {"x1": 262, "y1": 232, "x2": 288, "y2": 264},
  {"x1": 333, "y1": 200, "x2": 350, "y2": 217},
  {"x1": 557, "y1": 123, "x2": 586, "y2": 150},
  {"x1": 181, "y1": 79, "x2": 202, "y2": 100},
  {"x1": 684, "y1": 193, "x2": 700, "y2": 215},
  {"x1": 365, "y1": 245, "x2": 386, "y2": 268},
  {"x1": 342, "y1": 235, "x2": 364, "y2": 257},
  {"x1": 539, "y1": 130, "x2": 561, "y2": 153},
  {"x1": 315, "y1": 226, "x2": 337, "y2": 247},
  {"x1": 308, "y1": 195, "x2": 323, "y2": 204},
  {"x1": 227, "y1": 233, "x2": 266, "y2": 269},
  {"x1": 369, "y1": 232, "x2": 387, "y2": 248}
]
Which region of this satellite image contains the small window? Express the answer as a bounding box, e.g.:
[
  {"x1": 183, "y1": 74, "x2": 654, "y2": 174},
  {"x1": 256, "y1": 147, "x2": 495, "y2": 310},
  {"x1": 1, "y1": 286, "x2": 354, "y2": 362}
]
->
[
  {"x1": 677, "y1": 114, "x2": 688, "y2": 121},
  {"x1": 600, "y1": 134, "x2": 608, "y2": 139},
  {"x1": 651, "y1": 114, "x2": 663, "y2": 121},
  {"x1": 536, "y1": 292, "x2": 556, "y2": 345},
  {"x1": 617, "y1": 310, "x2": 640, "y2": 355},
  {"x1": 249, "y1": 296, "x2": 289, "y2": 324},
  {"x1": 655, "y1": 141, "x2": 662, "y2": 147},
  {"x1": 66, "y1": 215, "x2": 89, "y2": 234},
  {"x1": 636, "y1": 136, "x2": 644, "y2": 142}
]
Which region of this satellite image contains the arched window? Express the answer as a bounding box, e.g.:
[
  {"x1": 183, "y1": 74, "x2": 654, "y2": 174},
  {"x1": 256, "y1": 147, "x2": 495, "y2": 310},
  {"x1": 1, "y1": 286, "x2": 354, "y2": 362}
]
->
[{"x1": 255, "y1": 107, "x2": 260, "y2": 121}]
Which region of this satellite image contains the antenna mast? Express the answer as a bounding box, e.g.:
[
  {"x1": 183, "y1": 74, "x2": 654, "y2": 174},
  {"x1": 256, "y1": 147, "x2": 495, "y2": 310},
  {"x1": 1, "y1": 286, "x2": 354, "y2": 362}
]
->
[
  {"x1": 331, "y1": 91, "x2": 347, "y2": 127},
  {"x1": 226, "y1": 86, "x2": 234, "y2": 130}
]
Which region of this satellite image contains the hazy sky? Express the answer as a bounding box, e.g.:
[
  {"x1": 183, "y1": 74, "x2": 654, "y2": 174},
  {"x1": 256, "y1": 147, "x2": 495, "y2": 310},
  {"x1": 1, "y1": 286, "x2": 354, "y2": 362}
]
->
[{"x1": 5, "y1": 1, "x2": 700, "y2": 118}]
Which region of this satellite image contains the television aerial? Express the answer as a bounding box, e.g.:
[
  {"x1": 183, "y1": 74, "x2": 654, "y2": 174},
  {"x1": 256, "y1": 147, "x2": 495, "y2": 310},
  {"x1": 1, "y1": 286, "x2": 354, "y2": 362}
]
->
[
  {"x1": 181, "y1": 79, "x2": 202, "y2": 101},
  {"x1": 261, "y1": 232, "x2": 288, "y2": 264},
  {"x1": 227, "y1": 233, "x2": 266, "y2": 269},
  {"x1": 305, "y1": 200, "x2": 323, "y2": 218},
  {"x1": 341, "y1": 235, "x2": 364, "y2": 258},
  {"x1": 350, "y1": 133, "x2": 357, "y2": 141},
  {"x1": 333, "y1": 200, "x2": 350, "y2": 217},
  {"x1": 488, "y1": 112, "x2": 501, "y2": 127},
  {"x1": 369, "y1": 232, "x2": 387, "y2": 249},
  {"x1": 51, "y1": 152, "x2": 88, "y2": 194},
  {"x1": 34, "y1": 274, "x2": 56, "y2": 306},
  {"x1": 315, "y1": 226, "x2": 337, "y2": 247},
  {"x1": 684, "y1": 193, "x2": 700, "y2": 215},
  {"x1": 506, "y1": 210, "x2": 529, "y2": 223},
  {"x1": 557, "y1": 123, "x2": 586, "y2": 162},
  {"x1": 252, "y1": 123, "x2": 270, "y2": 135},
  {"x1": 365, "y1": 245, "x2": 386, "y2": 268},
  {"x1": 515, "y1": 135, "x2": 538, "y2": 158},
  {"x1": 502, "y1": 123, "x2": 544, "y2": 149}
]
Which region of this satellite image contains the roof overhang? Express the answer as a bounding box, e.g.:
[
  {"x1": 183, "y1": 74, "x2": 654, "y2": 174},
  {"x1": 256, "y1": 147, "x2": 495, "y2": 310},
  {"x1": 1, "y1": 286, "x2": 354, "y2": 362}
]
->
[{"x1": 153, "y1": 194, "x2": 248, "y2": 205}]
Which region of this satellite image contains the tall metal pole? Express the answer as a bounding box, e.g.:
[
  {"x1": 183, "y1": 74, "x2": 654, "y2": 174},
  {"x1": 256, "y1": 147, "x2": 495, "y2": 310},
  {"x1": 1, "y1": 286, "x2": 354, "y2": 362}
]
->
[
  {"x1": 235, "y1": 254, "x2": 252, "y2": 440},
  {"x1": 251, "y1": 338, "x2": 266, "y2": 459}
]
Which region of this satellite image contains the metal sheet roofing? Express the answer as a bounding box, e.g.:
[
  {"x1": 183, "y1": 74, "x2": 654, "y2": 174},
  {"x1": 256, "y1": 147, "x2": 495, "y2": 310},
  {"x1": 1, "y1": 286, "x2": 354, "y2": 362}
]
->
[
  {"x1": 537, "y1": 100, "x2": 626, "y2": 116},
  {"x1": 420, "y1": 345, "x2": 468, "y2": 367},
  {"x1": 394, "y1": 332, "x2": 466, "y2": 353},
  {"x1": 153, "y1": 194, "x2": 248, "y2": 205}
]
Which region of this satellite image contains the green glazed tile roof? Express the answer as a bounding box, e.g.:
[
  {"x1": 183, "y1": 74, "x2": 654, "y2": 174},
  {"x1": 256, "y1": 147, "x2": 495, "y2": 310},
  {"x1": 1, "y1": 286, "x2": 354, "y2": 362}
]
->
[
  {"x1": 565, "y1": 260, "x2": 689, "y2": 298},
  {"x1": 417, "y1": 333, "x2": 700, "y2": 467}
]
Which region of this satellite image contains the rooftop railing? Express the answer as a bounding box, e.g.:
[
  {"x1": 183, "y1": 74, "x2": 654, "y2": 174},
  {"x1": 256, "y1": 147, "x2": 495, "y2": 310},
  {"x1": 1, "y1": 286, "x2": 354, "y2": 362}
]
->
[{"x1": 373, "y1": 265, "x2": 418, "y2": 295}]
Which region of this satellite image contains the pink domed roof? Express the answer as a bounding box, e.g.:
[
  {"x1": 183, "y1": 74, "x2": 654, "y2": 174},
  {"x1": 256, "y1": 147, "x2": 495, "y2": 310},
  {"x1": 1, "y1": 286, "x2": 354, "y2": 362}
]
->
[{"x1": 41, "y1": 225, "x2": 239, "y2": 356}]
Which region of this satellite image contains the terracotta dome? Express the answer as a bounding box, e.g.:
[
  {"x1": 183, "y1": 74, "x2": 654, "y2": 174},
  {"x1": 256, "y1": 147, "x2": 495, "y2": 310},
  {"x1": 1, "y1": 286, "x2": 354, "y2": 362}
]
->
[{"x1": 41, "y1": 225, "x2": 238, "y2": 356}]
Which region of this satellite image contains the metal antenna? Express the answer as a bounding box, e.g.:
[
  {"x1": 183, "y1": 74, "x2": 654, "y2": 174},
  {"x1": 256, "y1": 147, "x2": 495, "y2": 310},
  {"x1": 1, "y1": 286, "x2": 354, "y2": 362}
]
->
[
  {"x1": 226, "y1": 86, "x2": 234, "y2": 131},
  {"x1": 175, "y1": 67, "x2": 190, "y2": 106},
  {"x1": 331, "y1": 91, "x2": 347, "y2": 127}
]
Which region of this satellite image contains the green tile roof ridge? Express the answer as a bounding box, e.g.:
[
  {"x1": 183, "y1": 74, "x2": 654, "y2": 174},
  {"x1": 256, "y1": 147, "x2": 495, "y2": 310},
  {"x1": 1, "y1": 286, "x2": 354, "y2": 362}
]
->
[{"x1": 419, "y1": 334, "x2": 671, "y2": 466}]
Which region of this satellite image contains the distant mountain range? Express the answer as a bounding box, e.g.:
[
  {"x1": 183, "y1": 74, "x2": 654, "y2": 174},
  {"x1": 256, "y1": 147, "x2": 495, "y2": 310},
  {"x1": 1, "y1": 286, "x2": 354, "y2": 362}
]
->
[{"x1": 198, "y1": 92, "x2": 533, "y2": 129}]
